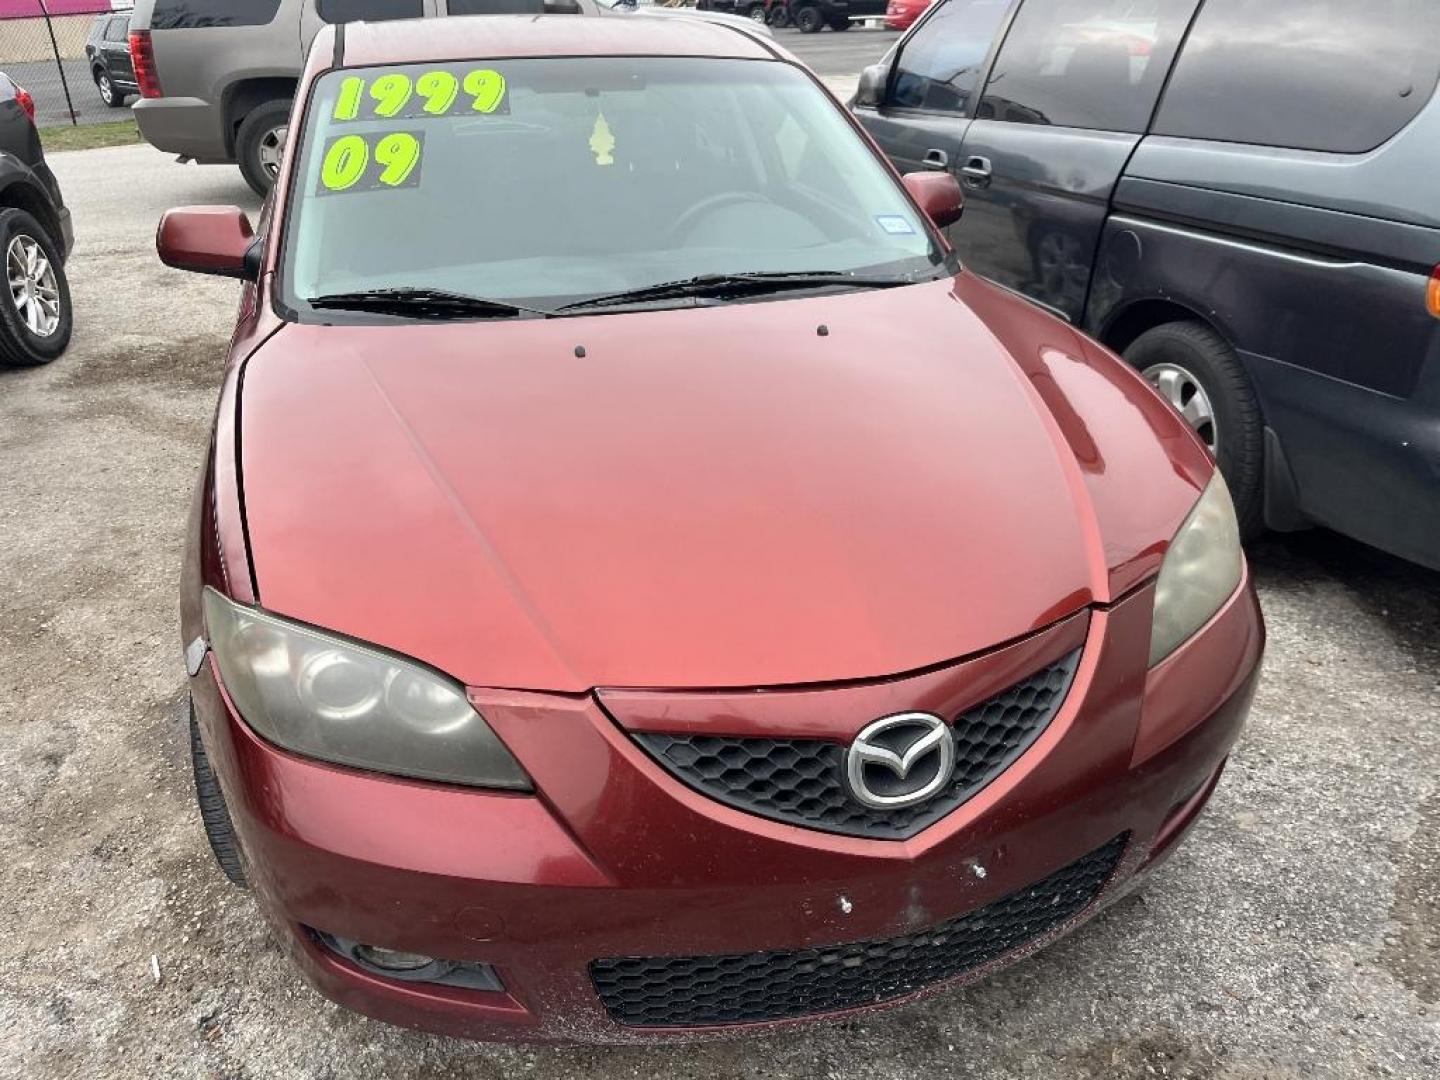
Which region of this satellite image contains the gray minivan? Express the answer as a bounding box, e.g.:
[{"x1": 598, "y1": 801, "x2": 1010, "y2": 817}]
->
[
  {"x1": 128, "y1": 0, "x2": 604, "y2": 195},
  {"x1": 853, "y1": 0, "x2": 1440, "y2": 571}
]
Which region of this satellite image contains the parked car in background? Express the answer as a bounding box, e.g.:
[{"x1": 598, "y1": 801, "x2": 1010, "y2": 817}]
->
[
  {"x1": 162, "y1": 13, "x2": 1262, "y2": 1044},
  {"x1": 605, "y1": 0, "x2": 774, "y2": 32},
  {"x1": 0, "y1": 73, "x2": 72, "y2": 367},
  {"x1": 86, "y1": 10, "x2": 137, "y2": 109},
  {"x1": 694, "y1": 0, "x2": 770, "y2": 20},
  {"x1": 787, "y1": 0, "x2": 887, "y2": 32},
  {"x1": 885, "y1": 0, "x2": 933, "y2": 29},
  {"x1": 853, "y1": 0, "x2": 1440, "y2": 571}
]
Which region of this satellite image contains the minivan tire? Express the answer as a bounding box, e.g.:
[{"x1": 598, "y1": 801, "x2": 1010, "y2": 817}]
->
[
  {"x1": 1123, "y1": 322, "x2": 1265, "y2": 539},
  {"x1": 236, "y1": 98, "x2": 293, "y2": 197},
  {"x1": 793, "y1": 4, "x2": 825, "y2": 32},
  {"x1": 189, "y1": 698, "x2": 248, "y2": 888},
  {"x1": 0, "y1": 208, "x2": 72, "y2": 368}
]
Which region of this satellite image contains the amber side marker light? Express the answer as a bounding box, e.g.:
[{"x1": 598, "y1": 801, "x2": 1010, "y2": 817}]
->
[{"x1": 1428, "y1": 265, "x2": 1440, "y2": 319}]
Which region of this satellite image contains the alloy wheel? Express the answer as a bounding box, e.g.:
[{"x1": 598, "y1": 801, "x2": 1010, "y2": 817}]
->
[
  {"x1": 258, "y1": 124, "x2": 289, "y2": 180},
  {"x1": 1144, "y1": 361, "x2": 1218, "y2": 454},
  {"x1": 98, "y1": 73, "x2": 113, "y2": 104},
  {"x1": 7, "y1": 234, "x2": 61, "y2": 338}
]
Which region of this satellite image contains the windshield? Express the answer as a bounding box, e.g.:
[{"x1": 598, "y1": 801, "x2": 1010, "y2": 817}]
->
[{"x1": 281, "y1": 56, "x2": 947, "y2": 316}]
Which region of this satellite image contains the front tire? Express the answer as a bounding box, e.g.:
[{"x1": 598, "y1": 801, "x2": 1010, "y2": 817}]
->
[
  {"x1": 235, "y1": 98, "x2": 292, "y2": 197},
  {"x1": 793, "y1": 4, "x2": 825, "y2": 31},
  {"x1": 189, "y1": 698, "x2": 248, "y2": 888},
  {"x1": 1123, "y1": 322, "x2": 1265, "y2": 539},
  {"x1": 0, "y1": 208, "x2": 72, "y2": 368}
]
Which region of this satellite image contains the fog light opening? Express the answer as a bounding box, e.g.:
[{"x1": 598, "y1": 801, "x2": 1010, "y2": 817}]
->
[
  {"x1": 310, "y1": 929, "x2": 505, "y2": 992},
  {"x1": 353, "y1": 943, "x2": 437, "y2": 973}
]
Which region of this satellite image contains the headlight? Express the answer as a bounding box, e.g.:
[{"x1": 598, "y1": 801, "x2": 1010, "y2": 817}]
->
[
  {"x1": 1148, "y1": 472, "x2": 1244, "y2": 666},
  {"x1": 203, "y1": 588, "x2": 531, "y2": 790}
]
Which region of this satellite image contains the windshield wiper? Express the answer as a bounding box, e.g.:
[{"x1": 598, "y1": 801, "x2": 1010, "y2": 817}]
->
[
  {"x1": 554, "y1": 271, "x2": 917, "y2": 313},
  {"x1": 307, "y1": 287, "x2": 554, "y2": 320}
]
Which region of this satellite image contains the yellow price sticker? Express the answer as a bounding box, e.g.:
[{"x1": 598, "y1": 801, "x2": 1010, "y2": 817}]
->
[
  {"x1": 318, "y1": 131, "x2": 424, "y2": 195},
  {"x1": 331, "y1": 67, "x2": 508, "y2": 122}
]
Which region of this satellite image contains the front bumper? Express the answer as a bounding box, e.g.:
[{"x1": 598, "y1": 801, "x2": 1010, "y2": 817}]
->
[{"x1": 189, "y1": 572, "x2": 1263, "y2": 1043}]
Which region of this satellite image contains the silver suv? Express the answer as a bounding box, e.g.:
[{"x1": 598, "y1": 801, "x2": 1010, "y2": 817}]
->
[
  {"x1": 130, "y1": 1, "x2": 603, "y2": 195},
  {"x1": 130, "y1": 0, "x2": 769, "y2": 195}
]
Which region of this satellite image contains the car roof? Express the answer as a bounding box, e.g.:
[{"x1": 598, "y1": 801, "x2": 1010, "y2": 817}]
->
[{"x1": 337, "y1": 13, "x2": 778, "y2": 68}]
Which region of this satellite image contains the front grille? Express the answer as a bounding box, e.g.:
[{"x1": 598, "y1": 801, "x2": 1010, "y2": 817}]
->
[
  {"x1": 634, "y1": 649, "x2": 1080, "y2": 840},
  {"x1": 591, "y1": 834, "x2": 1127, "y2": 1028}
]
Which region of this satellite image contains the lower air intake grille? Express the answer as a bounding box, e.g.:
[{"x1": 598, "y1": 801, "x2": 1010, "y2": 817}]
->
[
  {"x1": 634, "y1": 649, "x2": 1080, "y2": 840},
  {"x1": 590, "y1": 834, "x2": 1126, "y2": 1028}
]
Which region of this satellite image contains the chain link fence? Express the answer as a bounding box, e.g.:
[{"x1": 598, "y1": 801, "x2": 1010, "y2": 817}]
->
[{"x1": 0, "y1": 1, "x2": 129, "y2": 127}]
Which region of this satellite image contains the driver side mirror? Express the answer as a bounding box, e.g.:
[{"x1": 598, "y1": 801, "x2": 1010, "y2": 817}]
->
[
  {"x1": 902, "y1": 171, "x2": 964, "y2": 229},
  {"x1": 156, "y1": 206, "x2": 258, "y2": 280},
  {"x1": 854, "y1": 63, "x2": 888, "y2": 109}
]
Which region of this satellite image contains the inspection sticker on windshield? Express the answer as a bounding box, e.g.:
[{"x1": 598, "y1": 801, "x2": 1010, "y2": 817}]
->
[
  {"x1": 331, "y1": 68, "x2": 508, "y2": 121},
  {"x1": 875, "y1": 215, "x2": 916, "y2": 236},
  {"x1": 317, "y1": 130, "x2": 425, "y2": 195}
]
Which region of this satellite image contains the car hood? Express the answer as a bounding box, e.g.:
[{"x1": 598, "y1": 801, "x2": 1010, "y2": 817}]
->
[{"x1": 238, "y1": 277, "x2": 1196, "y2": 691}]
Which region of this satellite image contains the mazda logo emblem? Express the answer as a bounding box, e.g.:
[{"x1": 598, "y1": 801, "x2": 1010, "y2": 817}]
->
[{"x1": 844, "y1": 712, "x2": 955, "y2": 810}]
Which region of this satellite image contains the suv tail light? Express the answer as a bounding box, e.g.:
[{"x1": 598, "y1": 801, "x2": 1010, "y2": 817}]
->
[
  {"x1": 129, "y1": 30, "x2": 162, "y2": 99},
  {"x1": 1428, "y1": 265, "x2": 1440, "y2": 319},
  {"x1": 13, "y1": 83, "x2": 34, "y2": 123}
]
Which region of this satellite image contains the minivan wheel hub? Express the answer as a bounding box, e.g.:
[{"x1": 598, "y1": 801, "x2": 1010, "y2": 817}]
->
[
  {"x1": 7, "y1": 234, "x2": 60, "y2": 338},
  {"x1": 1143, "y1": 361, "x2": 1218, "y2": 454}
]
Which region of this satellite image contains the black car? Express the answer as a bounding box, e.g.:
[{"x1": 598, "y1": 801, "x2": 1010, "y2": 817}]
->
[
  {"x1": 85, "y1": 11, "x2": 137, "y2": 108},
  {"x1": 698, "y1": 0, "x2": 882, "y2": 31},
  {"x1": 789, "y1": 0, "x2": 886, "y2": 31},
  {"x1": 0, "y1": 73, "x2": 73, "y2": 367},
  {"x1": 853, "y1": 0, "x2": 1440, "y2": 571}
]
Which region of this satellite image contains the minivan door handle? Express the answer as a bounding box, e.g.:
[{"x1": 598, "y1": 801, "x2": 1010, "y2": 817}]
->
[
  {"x1": 922, "y1": 148, "x2": 949, "y2": 171},
  {"x1": 961, "y1": 156, "x2": 993, "y2": 188}
]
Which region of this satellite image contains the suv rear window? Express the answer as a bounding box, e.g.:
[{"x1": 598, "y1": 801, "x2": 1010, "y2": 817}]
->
[
  {"x1": 976, "y1": 0, "x2": 1198, "y2": 133},
  {"x1": 449, "y1": 0, "x2": 552, "y2": 11},
  {"x1": 1153, "y1": 0, "x2": 1440, "y2": 153},
  {"x1": 318, "y1": 0, "x2": 423, "y2": 20},
  {"x1": 150, "y1": 0, "x2": 284, "y2": 28}
]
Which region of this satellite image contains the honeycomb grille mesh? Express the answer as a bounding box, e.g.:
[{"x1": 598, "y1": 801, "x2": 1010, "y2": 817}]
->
[
  {"x1": 633, "y1": 650, "x2": 1080, "y2": 839},
  {"x1": 591, "y1": 833, "x2": 1126, "y2": 1027}
]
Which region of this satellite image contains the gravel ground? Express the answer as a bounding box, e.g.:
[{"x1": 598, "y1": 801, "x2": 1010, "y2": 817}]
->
[{"x1": 1, "y1": 140, "x2": 1437, "y2": 1080}]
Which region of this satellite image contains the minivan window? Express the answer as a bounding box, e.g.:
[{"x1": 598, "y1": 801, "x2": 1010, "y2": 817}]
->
[
  {"x1": 1153, "y1": 0, "x2": 1440, "y2": 154},
  {"x1": 318, "y1": 0, "x2": 424, "y2": 21},
  {"x1": 150, "y1": 0, "x2": 285, "y2": 29},
  {"x1": 888, "y1": 0, "x2": 1011, "y2": 114},
  {"x1": 103, "y1": 16, "x2": 130, "y2": 41},
  {"x1": 977, "y1": 0, "x2": 1196, "y2": 132}
]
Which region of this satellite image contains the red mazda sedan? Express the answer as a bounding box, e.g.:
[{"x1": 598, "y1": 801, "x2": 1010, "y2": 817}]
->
[{"x1": 162, "y1": 15, "x2": 1263, "y2": 1043}]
